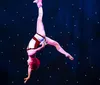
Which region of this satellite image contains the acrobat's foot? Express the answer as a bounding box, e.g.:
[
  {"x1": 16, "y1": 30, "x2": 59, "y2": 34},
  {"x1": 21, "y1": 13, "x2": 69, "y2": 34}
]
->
[
  {"x1": 33, "y1": 0, "x2": 38, "y2": 3},
  {"x1": 68, "y1": 55, "x2": 74, "y2": 60},
  {"x1": 33, "y1": 0, "x2": 42, "y2": 7},
  {"x1": 66, "y1": 54, "x2": 74, "y2": 60}
]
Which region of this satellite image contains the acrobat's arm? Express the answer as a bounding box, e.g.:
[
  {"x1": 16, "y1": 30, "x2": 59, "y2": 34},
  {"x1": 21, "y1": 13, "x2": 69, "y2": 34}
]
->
[
  {"x1": 24, "y1": 66, "x2": 32, "y2": 83},
  {"x1": 35, "y1": 41, "x2": 46, "y2": 52}
]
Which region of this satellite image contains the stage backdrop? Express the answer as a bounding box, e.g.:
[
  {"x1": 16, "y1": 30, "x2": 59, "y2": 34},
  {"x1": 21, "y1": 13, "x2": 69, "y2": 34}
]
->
[{"x1": 0, "y1": 0, "x2": 100, "y2": 85}]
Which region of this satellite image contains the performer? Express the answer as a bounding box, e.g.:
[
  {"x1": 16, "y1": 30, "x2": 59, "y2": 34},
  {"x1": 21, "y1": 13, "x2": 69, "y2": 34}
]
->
[{"x1": 24, "y1": 0, "x2": 74, "y2": 83}]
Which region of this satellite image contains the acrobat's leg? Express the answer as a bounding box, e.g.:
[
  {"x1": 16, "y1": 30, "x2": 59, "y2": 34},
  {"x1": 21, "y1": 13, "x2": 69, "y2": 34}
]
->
[
  {"x1": 46, "y1": 37, "x2": 74, "y2": 60},
  {"x1": 34, "y1": 0, "x2": 46, "y2": 37}
]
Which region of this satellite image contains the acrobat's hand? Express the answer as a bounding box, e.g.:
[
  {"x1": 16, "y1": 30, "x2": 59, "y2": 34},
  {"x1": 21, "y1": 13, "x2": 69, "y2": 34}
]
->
[
  {"x1": 24, "y1": 77, "x2": 30, "y2": 84},
  {"x1": 41, "y1": 41, "x2": 47, "y2": 48}
]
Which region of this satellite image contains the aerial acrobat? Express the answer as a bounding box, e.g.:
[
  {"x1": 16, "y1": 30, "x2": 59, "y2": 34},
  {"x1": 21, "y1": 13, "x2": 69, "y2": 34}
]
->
[{"x1": 24, "y1": 0, "x2": 74, "y2": 83}]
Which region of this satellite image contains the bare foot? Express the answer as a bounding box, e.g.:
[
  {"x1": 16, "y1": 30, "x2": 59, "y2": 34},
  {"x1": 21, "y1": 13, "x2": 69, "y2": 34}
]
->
[
  {"x1": 68, "y1": 54, "x2": 74, "y2": 60},
  {"x1": 65, "y1": 53, "x2": 74, "y2": 60},
  {"x1": 33, "y1": 0, "x2": 42, "y2": 7},
  {"x1": 33, "y1": 0, "x2": 38, "y2": 3}
]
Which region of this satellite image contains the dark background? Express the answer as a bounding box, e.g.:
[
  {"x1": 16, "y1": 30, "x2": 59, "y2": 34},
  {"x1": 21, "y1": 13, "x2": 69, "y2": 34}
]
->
[{"x1": 0, "y1": 0, "x2": 100, "y2": 85}]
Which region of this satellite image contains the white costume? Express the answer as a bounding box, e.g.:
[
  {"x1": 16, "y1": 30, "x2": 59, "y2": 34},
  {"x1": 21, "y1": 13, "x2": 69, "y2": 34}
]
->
[{"x1": 27, "y1": 33, "x2": 45, "y2": 50}]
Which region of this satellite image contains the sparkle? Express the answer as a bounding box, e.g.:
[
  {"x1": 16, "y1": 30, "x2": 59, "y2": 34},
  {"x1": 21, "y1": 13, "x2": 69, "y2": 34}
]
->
[
  {"x1": 25, "y1": 4, "x2": 27, "y2": 6},
  {"x1": 91, "y1": 38, "x2": 93, "y2": 41},
  {"x1": 12, "y1": 20, "x2": 14, "y2": 22},
  {"x1": 86, "y1": 57, "x2": 88, "y2": 59},
  {"x1": 49, "y1": 76, "x2": 51, "y2": 78},
  {"x1": 22, "y1": 58, "x2": 24, "y2": 60},
  {"x1": 87, "y1": 18, "x2": 89, "y2": 20},
  {"x1": 58, "y1": 8, "x2": 60, "y2": 10},
  {"x1": 65, "y1": 62, "x2": 67, "y2": 64},
  {"x1": 49, "y1": 52, "x2": 51, "y2": 54},
  {"x1": 9, "y1": 60, "x2": 11, "y2": 63},
  {"x1": 77, "y1": 36, "x2": 79, "y2": 38},
  {"x1": 4, "y1": 24, "x2": 6, "y2": 26},
  {"x1": 72, "y1": 67, "x2": 74, "y2": 69},
  {"x1": 22, "y1": 17, "x2": 24, "y2": 19},
  {"x1": 72, "y1": 16, "x2": 74, "y2": 18},
  {"x1": 78, "y1": 62, "x2": 80, "y2": 64},
  {"x1": 79, "y1": 8, "x2": 81, "y2": 10},
  {"x1": 72, "y1": 43, "x2": 74, "y2": 45},
  {"x1": 17, "y1": 70, "x2": 19, "y2": 73},
  {"x1": 74, "y1": 54, "x2": 76, "y2": 56},
  {"x1": 66, "y1": 80, "x2": 68, "y2": 81},
  {"x1": 0, "y1": 40, "x2": 2, "y2": 42},
  {"x1": 91, "y1": 66, "x2": 93, "y2": 68},
  {"x1": 16, "y1": 12, "x2": 18, "y2": 13},
  {"x1": 13, "y1": 44, "x2": 15, "y2": 47},
  {"x1": 68, "y1": 32, "x2": 70, "y2": 34},
  {"x1": 97, "y1": 22, "x2": 99, "y2": 24},
  {"x1": 23, "y1": 48, "x2": 25, "y2": 50},
  {"x1": 85, "y1": 75, "x2": 87, "y2": 77},
  {"x1": 12, "y1": 81, "x2": 14, "y2": 83},
  {"x1": 53, "y1": 25, "x2": 55, "y2": 27},
  {"x1": 60, "y1": 32, "x2": 62, "y2": 34},
  {"x1": 29, "y1": 33, "x2": 31, "y2": 35},
  {"x1": 58, "y1": 68, "x2": 60, "y2": 70},
  {"x1": 47, "y1": 67, "x2": 49, "y2": 69},
  {"x1": 77, "y1": 81, "x2": 79, "y2": 83},
  {"x1": 67, "y1": 44, "x2": 68, "y2": 46},
  {"x1": 72, "y1": 4, "x2": 74, "y2": 6},
  {"x1": 1, "y1": 52, "x2": 3, "y2": 54},
  {"x1": 66, "y1": 24, "x2": 67, "y2": 26},
  {"x1": 40, "y1": 53, "x2": 42, "y2": 55},
  {"x1": 37, "y1": 79, "x2": 39, "y2": 81},
  {"x1": 9, "y1": 36, "x2": 11, "y2": 39},
  {"x1": 95, "y1": 12, "x2": 97, "y2": 14},
  {"x1": 17, "y1": 34, "x2": 19, "y2": 36},
  {"x1": 51, "y1": 17, "x2": 53, "y2": 19},
  {"x1": 4, "y1": 10, "x2": 6, "y2": 12},
  {"x1": 99, "y1": 78, "x2": 100, "y2": 80},
  {"x1": 32, "y1": 19, "x2": 34, "y2": 21},
  {"x1": 50, "y1": 36, "x2": 52, "y2": 38},
  {"x1": 74, "y1": 25, "x2": 76, "y2": 27}
]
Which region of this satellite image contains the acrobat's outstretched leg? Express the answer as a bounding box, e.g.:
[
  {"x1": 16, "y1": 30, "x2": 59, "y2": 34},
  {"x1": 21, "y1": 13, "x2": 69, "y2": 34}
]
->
[
  {"x1": 33, "y1": 0, "x2": 46, "y2": 37},
  {"x1": 46, "y1": 37, "x2": 74, "y2": 60}
]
